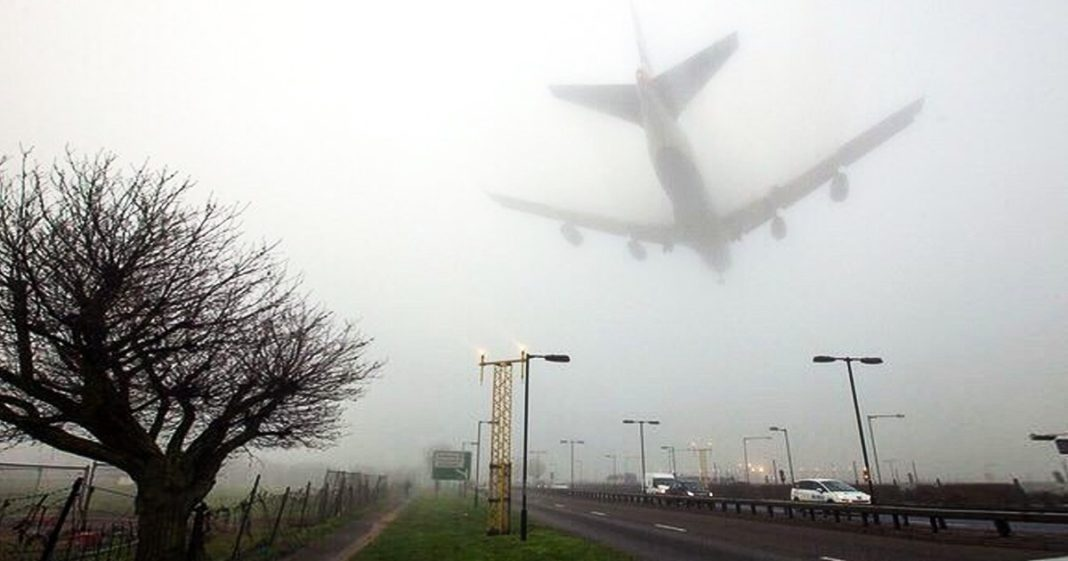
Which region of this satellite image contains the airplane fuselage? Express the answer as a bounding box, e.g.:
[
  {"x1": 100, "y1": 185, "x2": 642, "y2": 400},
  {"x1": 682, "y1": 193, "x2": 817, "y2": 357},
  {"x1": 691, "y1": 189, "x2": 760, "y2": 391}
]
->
[{"x1": 635, "y1": 70, "x2": 731, "y2": 271}]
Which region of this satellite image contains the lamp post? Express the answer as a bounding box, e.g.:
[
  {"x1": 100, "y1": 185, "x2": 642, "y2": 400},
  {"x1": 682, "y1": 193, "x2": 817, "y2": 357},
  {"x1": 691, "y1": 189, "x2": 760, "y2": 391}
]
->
[
  {"x1": 623, "y1": 419, "x2": 660, "y2": 492},
  {"x1": 518, "y1": 351, "x2": 570, "y2": 541},
  {"x1": 560, "y1": 440, "x2": 584, "y2": 488},
  {"x1": 660, "y1": 446, "x2": 677, "y2": 476},
  {"x1": 867, "y1": 414, "x2": 905, "y2": 485},
  {"x1": 461, "y1": 441, "x2": 478, "y2": 497},
  {"x1": 742, "y1": 436, "x2": 771, "y2": 484},
  {"x1": 474, "y1": 420, "x2": 496, "y2": 508},
  {"x1": 813, "y1": 355, "x2": 883, "y2": 500},
  {"x1": 605, "y1": 453, "x2": 619, "y2": 482},
  {"x1": 768, "y1": 426, "x2": 795, "y2": 484}
]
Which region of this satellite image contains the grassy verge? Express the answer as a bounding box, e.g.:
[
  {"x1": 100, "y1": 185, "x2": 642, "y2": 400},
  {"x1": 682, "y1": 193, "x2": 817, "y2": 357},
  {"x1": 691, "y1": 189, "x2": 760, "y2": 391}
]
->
[{"x1": 353, "y1": 495, "x2": 633, "y2": 561}]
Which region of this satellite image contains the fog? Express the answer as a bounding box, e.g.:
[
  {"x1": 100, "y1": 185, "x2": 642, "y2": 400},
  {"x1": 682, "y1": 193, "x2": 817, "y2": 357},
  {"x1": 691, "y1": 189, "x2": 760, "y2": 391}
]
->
[{"x1": 2, "y1": 1, "x2": 1067, "y2": 484}]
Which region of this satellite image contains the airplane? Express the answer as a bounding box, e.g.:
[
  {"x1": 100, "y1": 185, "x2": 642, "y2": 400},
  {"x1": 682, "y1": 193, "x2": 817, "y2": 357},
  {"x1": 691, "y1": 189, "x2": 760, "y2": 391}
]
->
[{"x1": 489, "y1": 12, "x2": 923, "y2": 274}]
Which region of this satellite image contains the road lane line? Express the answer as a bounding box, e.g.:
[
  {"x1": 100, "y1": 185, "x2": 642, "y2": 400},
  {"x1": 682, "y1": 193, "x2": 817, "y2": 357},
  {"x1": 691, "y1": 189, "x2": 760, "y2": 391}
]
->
[
  {"x1": 553, "y1": 503, "x2": 565, "y2": 508},
  {"x1": 590, "y1": 511, "x2": 607, "y2": 517},
  {"x1": 653, "y1": 523, "x2": 688, "y2": 533},
  {"x1": 819, "y1": 556, "x2": 848, "y2": 561}
]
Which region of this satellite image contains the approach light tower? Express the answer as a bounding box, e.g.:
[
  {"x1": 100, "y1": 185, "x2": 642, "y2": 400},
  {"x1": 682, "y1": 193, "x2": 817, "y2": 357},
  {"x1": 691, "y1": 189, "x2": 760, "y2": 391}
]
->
[
  {"x1": 479, "y1": 350, "x2": 569, "y2": 540},
  {"x1": 478, "y1": 353, "x2": 518, "y2": 536}
]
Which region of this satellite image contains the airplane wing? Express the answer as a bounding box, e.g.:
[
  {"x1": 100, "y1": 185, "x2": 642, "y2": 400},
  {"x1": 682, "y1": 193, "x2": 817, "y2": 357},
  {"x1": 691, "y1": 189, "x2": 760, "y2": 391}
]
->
[
  {"x1": 549, "y1": 84, "x2": 642, "y2": 125},
  {"x1": 488, "y1": 193, "x2": 675, "y2": 245},
  {"x1": 655, "y1": 32, "x2": 739, "y2": 117},
  {"x1": 722, "y1": 98, "x2": 924, "y2": 239}
]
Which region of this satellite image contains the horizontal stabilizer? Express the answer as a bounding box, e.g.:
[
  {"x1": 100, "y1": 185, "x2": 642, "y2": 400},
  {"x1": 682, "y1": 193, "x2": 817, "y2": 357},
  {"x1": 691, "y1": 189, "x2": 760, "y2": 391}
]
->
[
  {"x1": 549, "y1": 84, "x2": 642, "y2": 125},
  {"x1": 654, "y1": 32, "x2": 738, "y2": 116}
]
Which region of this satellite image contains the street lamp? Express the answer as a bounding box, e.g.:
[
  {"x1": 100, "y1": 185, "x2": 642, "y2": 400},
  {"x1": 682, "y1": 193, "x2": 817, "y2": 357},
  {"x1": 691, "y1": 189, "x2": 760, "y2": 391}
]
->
[
  {"x1": 660, "y1": 446, "x2": 678, "y2": 476},
  {"x1": 474, "y1": 420, "x2": 497, "y2": 508},
  {"x1": 560, "y1": 440, "x2": 585, "y2": 488},
  {"x1": 518, "y1": 351, "x2": 570, "y2": 541},
  {"x1": 813, "y1": 354, "x2": 883, "y2": 500},
  {"x1": 623, "y1": 419, "x2": 660, "y2": 492},
  {"x1": 461, "y1": 441, "x2": 478, "y2": 497},
  {"x1": 768, "y1": 426, "x2": 795, "y2": 484},
  {"x1": 742, "y1": 436, "x2": 771, "y2": 484},
  {"x1": 605, "y1": 453, "x2": 619, "y2": 483},
  {"x1": 867, "y1": 414, "x2": 905, "y2": 485}
]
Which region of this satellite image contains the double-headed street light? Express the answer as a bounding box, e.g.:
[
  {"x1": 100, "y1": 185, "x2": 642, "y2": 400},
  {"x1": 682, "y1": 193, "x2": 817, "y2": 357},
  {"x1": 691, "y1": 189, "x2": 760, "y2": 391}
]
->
[
  {"x1": 518, "y1": 351, "x2": 570, "y2": 541},
  {"x1": 623, "y1": 419, "x2": 660, "y2": 492},
  {"x1": 474, "y1": 420, "x2": 497, "y2": 508},
  {"x1": 742, "y1": 436, "x2": 771, "y2": 484},
  {"x1": 768, "y1": 426, "x2": 795, "y2": 484},
  {"x1": 813, "y1": 355, "x2": 883, "y2": 500},
  {"x1": 660, "y1": 446, "x2": 678, "y2": 476},
  {"x1": 867, "y1": 414, "x2": 905, "y2": 485},
  {"x1": 559, "y1": 439, "x2": 585, "y2": 488}
]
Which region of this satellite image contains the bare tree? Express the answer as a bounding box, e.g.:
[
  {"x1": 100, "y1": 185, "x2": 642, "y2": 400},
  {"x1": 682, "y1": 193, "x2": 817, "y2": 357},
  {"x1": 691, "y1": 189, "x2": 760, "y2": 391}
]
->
[{"x1": 0, "y1": 150, "x2": 380, "y2": 561}]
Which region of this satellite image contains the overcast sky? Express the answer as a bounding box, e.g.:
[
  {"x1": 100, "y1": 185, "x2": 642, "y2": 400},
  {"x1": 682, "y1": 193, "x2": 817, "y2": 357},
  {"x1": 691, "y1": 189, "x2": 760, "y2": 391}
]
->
[{"x1": 2, "y1": 0, "x2": 1067, "y2": 485}]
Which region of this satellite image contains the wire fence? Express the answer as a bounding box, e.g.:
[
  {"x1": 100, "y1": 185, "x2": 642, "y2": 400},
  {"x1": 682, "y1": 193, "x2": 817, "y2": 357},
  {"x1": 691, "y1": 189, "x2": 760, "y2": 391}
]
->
[
  {"x1": 0, "y1": 462, "x2": 389, "y2": 561},
  {"x1": 206, "y1": 469, "x2": 389, "y2": 561}
]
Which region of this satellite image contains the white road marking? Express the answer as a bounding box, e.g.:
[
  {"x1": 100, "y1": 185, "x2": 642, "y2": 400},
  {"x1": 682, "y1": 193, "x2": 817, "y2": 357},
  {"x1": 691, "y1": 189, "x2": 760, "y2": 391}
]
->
[
  {"x1": 819, "y1": 556, "x2": 848, "y2": 561},
  {"x1": 654, "y1": 523, "x2": 688, "y2": 533},
  {"x1": 553, "y1": 503, "x2": 565, "y2": 508},
  {"x1": 590, "y1": 511, "x2": 607, "y2": 517}
]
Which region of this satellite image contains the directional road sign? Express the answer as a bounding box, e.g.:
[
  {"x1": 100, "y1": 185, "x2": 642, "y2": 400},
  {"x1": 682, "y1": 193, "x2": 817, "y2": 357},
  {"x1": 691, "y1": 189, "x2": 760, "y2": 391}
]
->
[{"x1": 432, "y1": 450, "x2": 472, "y2": 481}]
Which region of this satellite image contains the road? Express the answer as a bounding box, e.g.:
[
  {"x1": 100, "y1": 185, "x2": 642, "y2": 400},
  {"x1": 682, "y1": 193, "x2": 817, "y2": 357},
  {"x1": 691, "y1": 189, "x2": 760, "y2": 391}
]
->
[{"x1": 528, "y1": 493, "x2": 1068, "y2": 561}]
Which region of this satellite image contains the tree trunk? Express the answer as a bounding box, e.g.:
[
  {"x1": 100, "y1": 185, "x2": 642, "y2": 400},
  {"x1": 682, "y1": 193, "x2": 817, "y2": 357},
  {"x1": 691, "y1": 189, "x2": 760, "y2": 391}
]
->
[{"x1": 134, "y1": 482, "x2": 201, "y2": 561}]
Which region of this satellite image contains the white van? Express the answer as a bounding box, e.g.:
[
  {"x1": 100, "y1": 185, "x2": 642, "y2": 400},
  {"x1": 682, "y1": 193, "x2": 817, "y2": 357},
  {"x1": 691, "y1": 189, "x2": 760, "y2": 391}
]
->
[{"x1": 644, "y1": 472, "x2": 677, "y2": 494}]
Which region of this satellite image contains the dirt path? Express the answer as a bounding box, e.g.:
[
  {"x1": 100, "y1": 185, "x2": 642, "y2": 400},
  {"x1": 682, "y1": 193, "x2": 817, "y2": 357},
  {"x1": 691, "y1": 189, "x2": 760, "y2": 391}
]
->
[{"x1": 278, "y1": 498, "x2": 410, "y2": 561}]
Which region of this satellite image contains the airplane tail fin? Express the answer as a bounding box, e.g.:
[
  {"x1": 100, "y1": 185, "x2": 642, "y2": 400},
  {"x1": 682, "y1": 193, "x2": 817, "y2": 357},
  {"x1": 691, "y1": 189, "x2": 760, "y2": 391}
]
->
[{"x1": 631, "y1": 1, "x2": 653, "y2": 73}]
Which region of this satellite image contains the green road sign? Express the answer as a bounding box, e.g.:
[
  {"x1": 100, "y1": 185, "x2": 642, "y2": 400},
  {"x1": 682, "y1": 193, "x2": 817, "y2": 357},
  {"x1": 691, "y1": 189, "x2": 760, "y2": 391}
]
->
[{"x1": 432, "y1": 450, "x2": 472, "y2": 481}]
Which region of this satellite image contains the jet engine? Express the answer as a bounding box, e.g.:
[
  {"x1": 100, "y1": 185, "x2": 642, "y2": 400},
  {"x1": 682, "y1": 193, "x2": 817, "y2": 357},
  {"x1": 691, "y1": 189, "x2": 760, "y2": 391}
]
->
[
  {"x1": 560, "y1": 223, "x2": 583, "y2": 246},
  {"x1": 627, "y1": 239, "x2": 647, "y2": 261},
  {"x1": 771, "y1": 215, "x2": 787, "y2": 240},
  {"x1": 830, "y1": 172, "x2": 849, "y2": 202}
]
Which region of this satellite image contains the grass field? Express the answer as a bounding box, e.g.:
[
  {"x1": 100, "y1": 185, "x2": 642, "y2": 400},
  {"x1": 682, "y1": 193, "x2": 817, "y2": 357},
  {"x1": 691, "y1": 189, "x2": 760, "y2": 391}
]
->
[{"x1": 353, "y1": 495, "x2": 632, "y2": 561}]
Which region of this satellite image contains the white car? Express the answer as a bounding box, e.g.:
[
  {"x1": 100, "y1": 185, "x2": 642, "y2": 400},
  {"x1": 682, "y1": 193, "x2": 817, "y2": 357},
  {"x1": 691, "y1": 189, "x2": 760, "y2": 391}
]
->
[
  {"x1": 790, "y1": 478, "x2": 870, "y2": 504},
  {"x1": 644, "y1": 472, "x2": 677, "y2": 494}
]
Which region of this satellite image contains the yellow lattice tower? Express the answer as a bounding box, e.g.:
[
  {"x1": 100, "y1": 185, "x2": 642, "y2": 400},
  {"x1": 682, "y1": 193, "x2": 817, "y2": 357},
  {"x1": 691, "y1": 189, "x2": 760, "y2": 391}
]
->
[{"x1": 480, "y1": 355, "x2": 515, "y2": 535}]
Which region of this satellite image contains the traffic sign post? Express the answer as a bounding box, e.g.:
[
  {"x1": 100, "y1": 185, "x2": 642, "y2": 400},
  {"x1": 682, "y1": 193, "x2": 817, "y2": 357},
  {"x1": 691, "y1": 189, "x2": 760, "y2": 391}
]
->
[{"x1": 432, "y1": 450, "x2": 472, "y2": 481}]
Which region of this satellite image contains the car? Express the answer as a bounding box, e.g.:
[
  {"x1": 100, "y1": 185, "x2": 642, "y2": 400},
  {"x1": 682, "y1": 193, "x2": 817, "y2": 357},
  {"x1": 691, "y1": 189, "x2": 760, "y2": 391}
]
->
[
  {"x1": 644, "y1": 472, "x2": 677, "y2": 494},
  {"x1": 790, "y1": 478, "x2": 870, "y2": 504},
  {"x1": 675, "y1": 478, "x2": 714, "y2": 497}
]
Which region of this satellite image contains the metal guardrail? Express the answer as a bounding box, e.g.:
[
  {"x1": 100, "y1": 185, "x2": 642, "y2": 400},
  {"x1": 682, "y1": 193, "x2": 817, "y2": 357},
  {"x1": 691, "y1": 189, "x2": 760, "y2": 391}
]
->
[{"x1": 544, "y1": 488, "x2": 1068, "y2": 538}]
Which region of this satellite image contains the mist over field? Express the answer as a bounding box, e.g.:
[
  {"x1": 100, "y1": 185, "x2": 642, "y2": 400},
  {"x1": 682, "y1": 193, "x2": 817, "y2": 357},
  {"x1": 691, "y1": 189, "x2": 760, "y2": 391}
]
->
[{"x1": 2, "y1": 0, "x2": 1067, "y2": 487}]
